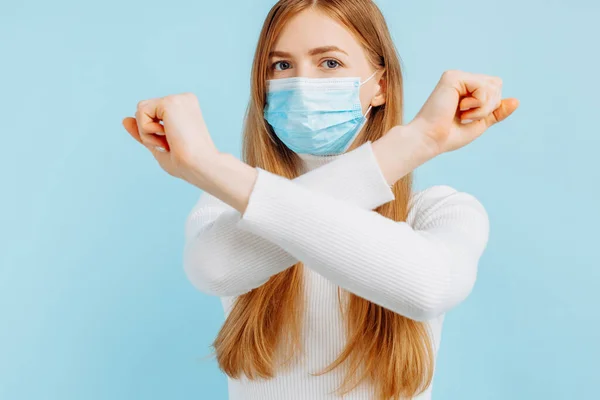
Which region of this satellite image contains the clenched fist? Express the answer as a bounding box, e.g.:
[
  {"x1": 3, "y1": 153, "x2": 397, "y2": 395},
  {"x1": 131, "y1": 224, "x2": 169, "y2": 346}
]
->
[
  {"x1": 409, "y1": 70, "x2": 520, "y2": 154},
  {"x1": 122, "y1": 93, "x2": 221, "y2": 185}
]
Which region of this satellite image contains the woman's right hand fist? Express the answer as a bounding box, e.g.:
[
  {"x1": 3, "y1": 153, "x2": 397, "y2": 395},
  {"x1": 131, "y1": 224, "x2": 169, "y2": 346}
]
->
[
  {"x1": 409, "y1": 70, "x2": 519, "y2": 154},
  {"x1": 122, "y1": 93, "x2": 221, "y2": 186}
]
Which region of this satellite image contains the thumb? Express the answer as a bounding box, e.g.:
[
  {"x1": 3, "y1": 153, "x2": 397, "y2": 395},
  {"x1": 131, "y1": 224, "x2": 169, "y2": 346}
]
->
[
  {"x1": 123, "y1": 117, "x2": 143, "y2": 144},
  {"x1": 457, "y1": 98, "x2": 520, "y2": 145},
  {"x1": 485, "y1": 98, "x2": 520, "y2": 127}
]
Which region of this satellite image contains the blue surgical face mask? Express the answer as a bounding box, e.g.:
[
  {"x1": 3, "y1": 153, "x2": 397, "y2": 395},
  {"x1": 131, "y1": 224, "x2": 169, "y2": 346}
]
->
[{"x1": 264, "y1": 72, "x2": 377, "y2": 156}]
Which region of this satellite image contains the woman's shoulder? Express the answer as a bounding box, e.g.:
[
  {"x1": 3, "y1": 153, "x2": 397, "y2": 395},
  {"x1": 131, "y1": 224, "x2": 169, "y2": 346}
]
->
[{"x1": 407, "y1": 185, "x2": 489, "y2": 230}]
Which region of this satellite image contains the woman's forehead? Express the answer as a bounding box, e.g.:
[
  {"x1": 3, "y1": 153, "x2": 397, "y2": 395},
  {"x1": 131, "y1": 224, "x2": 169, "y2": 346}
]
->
[{"x1": 272, "y1": 9, "x2": 363, "y2": 58}]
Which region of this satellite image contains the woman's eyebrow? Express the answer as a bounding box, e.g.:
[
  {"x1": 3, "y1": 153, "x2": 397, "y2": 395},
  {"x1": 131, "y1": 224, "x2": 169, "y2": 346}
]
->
[
  {"x1": 269, "y1": 50, "x2": 292, "y2": 58},
  {"x1": 308, "y1": 46, "x2": 348, "y2": 56},
  {"x1": 268, "y1": 46, "x2": 348, "y2": 59}
]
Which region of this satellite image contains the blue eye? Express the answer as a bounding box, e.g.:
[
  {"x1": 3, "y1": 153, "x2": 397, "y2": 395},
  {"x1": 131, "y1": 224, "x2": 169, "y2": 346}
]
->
[
  {"x1": 322, "y1": 59, "x2": 340, "y2": 69},
  {"x1": 273, "y1": 61, "x2": 291, "y2": 71}
]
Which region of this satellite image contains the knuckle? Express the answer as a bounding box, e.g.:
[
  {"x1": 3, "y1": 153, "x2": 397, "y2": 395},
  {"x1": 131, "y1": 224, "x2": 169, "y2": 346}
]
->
[
  {"x1": 441, "y1": 70, "x2": 459, "y2": 82},
  {"x1": 136, "y1": 100, "x2": 148, "y2": 110},
  {"x1": 183, "y1": 92, "x2": 199, "y2": 105},
  {"x1": 162, "y1": 96, "x2": 180, "y2": 110},
  {"x1": 162, "y1": 95, "x2": 177, "y2": 105},
  {"x1": 487, "y1": 77, "x2": 502, "y2": 89},
  {"x1": 164, "y1": 93, "x2": 196, "y2": 106}
]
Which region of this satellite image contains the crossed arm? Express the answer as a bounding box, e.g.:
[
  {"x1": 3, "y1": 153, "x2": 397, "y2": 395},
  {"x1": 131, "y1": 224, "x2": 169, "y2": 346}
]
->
[{"x1": 183, "y1": 141, "x2": 489, "y2": 321}]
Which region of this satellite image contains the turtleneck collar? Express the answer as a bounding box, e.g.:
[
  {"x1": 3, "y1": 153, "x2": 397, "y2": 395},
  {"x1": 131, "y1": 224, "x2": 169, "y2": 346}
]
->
[{"x1": 296, "y1": 152, "x2": 342, "y2": 174}]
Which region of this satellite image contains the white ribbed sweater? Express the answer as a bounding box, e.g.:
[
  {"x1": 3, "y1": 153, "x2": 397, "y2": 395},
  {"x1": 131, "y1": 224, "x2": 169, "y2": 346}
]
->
[{"x1": 183, "y1": 142, "x2": 489, "y2": 399}]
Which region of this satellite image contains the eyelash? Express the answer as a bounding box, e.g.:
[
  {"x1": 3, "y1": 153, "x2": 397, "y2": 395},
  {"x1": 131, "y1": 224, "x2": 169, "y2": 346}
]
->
[{"x1": 271, "y1": 58, "x2": 343, "y2": 71}]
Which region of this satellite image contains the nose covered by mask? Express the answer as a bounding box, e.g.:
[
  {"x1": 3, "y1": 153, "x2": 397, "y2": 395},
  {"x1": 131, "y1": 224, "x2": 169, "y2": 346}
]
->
[{"x1": 264, "y1": 72, "x2": 377, "y2": 156}]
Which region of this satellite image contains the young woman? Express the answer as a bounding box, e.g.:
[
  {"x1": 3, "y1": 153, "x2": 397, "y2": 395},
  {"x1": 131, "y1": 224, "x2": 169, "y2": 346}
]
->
[{"x1": 123, "y1": 1, "x2": 518, "y2": 398}]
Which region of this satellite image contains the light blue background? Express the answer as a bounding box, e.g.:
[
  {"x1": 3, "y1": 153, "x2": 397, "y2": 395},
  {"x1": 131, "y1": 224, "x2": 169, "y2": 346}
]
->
[{"x1": 1, "y1": 0, "x2": 598, "y2": 399}]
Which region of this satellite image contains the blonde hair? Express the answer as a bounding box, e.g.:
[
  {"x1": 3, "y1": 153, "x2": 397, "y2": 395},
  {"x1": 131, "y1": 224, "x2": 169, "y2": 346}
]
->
[{"x1": 212, "y1": 1, "x2": 434, "y2": 398}]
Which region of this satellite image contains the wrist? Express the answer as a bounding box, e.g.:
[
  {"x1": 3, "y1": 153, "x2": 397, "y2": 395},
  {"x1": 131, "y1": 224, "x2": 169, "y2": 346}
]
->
[
  {"x1": 185, "y1": 152, "x2": 258, "y2": 213},
  {"x1": 371, "y1": 124, "x2": 439, "y2": 186},
  {"x1": 403, "y1": 120, "x2": 443, "y2": 158},
  {"x1": 181, "y1": 151, "x2": 220, "y2": 189}
]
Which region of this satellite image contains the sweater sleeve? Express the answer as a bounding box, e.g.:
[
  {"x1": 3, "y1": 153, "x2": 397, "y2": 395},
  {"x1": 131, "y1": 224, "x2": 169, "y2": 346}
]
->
[
  {"x1": 237, "y1": 169, "x2": 490, "y2": 321},
  {"x1": 183, "y1": 141, "x2": 395, "y2": 297}
]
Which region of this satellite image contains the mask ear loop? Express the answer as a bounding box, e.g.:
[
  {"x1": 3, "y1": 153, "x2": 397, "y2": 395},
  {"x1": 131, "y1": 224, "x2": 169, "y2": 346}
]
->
[
  {"x1": 359, "y1": 75, "x2": 391, "y2": 186},
  {"x1": 338, "y1": 72, "x2": 378, "y2": 155},
  {"x1": 360, "y1": 71, "x2": 379, "y2": 117},
  {"x1": 359, "y1": 71, "x2": 378, "y2": 86}
]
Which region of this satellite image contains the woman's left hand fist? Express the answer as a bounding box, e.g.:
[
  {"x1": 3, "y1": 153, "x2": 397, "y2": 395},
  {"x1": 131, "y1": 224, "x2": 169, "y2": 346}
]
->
[
  {"x1": 122, "y1": 93, "x2": 220, "y2": 183},
  {"x1": 409, "y1": 70, "x2": 520, "y2": 155}
]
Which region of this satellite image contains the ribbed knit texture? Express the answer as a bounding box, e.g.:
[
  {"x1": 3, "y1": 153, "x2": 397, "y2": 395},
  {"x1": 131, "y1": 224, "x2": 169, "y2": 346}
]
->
[{"x1": 183, "y1": 142, "x2": 490, "y2": 399}]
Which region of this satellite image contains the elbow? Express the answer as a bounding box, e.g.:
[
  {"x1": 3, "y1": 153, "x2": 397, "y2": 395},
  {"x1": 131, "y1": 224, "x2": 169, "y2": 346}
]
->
[
  {"x1": 183, "y1": 258, "x2": 223, "y2": 296},
  {"x1": 183, "y1": 264, "x2": 225, "y2": 297},
  {"x1": 183, "y1": 246, "x2": 245, "y2": 297},
  {"x1": 404, "y1": 270, "x2": 477, "y2": 322},
  {"x1": 405, "y1": 299, "x2": 450, "y2": 322}
]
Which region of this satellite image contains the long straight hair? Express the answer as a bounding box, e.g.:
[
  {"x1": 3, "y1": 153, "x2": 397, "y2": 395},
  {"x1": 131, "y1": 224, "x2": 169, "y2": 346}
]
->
[{"x1": 212, "y1": 1, "x2": 434, "y2": 398}]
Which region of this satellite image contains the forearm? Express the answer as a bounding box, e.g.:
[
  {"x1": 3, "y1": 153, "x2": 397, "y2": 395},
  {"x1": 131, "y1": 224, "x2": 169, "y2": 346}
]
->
[
  {"x1": 237, "y1": 171, "x2": 489, "y2": 320},
  {"x1": 184, "y1": 142, "x2": 396, "y2": 296},
  {"x1": 183, "y1": 125, "x2": 439, "y2": 298}
]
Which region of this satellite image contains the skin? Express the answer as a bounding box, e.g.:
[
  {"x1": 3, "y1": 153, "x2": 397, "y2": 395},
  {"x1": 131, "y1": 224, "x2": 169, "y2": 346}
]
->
[
  {"x1": 268, "y1": 9, "x2": 386, "y2": 111},
  {"x1": 122, "y1": 9, "x2": 520, "y2": 214}
]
